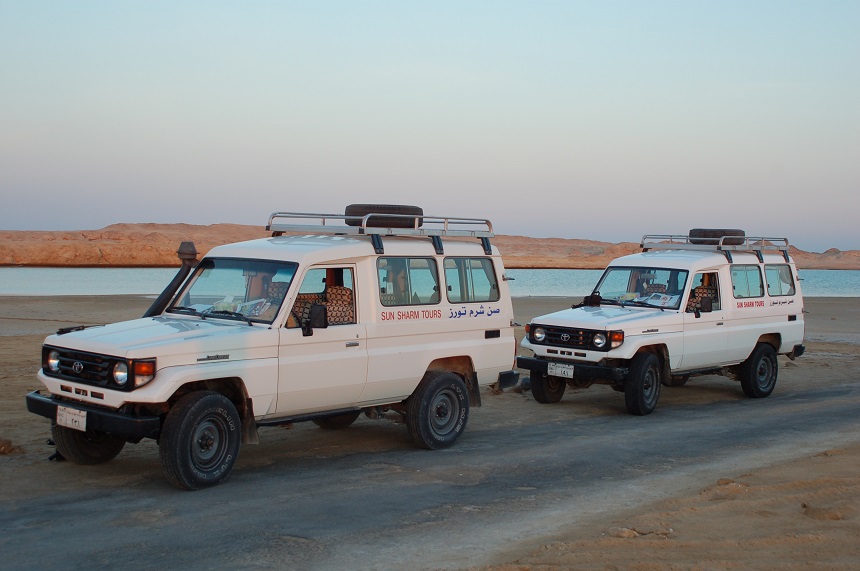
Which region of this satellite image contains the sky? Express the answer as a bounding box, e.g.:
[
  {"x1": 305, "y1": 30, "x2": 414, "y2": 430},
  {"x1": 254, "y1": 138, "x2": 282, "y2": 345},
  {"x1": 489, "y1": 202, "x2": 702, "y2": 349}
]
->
[{"x1": 1, "y1": 1, "x2": 858, "y2": 252}]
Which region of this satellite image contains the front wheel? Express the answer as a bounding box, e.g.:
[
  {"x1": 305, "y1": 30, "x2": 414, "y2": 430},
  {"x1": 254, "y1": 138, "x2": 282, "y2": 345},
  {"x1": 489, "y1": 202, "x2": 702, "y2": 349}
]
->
[
  {"x1": 52, "y1": 425, "x2": 126, "y2": 464},
  {"x1": 406, "y1": 371, "x2": 469, "y2": 450},
  {"x1": 624, "y1": 352, "x2": 661, "y2": 415},
  {"x1": 530, "y1": 371, "x2": 566, "y2": 403},
  {"x1": 740, "y1": 343, "x2": 778, "y2": 398},
  {"x1": 159, "y1": 391, "x2": 241, "y2": 490}
]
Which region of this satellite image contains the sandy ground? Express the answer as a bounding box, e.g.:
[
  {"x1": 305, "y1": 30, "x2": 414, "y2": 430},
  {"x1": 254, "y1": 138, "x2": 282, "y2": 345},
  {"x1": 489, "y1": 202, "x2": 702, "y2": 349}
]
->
[{"x1": 1, "y1": 295, "x2": 858, "y2": 570}]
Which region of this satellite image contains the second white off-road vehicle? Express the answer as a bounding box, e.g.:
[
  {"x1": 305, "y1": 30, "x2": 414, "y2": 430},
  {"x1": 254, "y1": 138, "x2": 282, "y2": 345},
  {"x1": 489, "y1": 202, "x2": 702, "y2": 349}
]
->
[
  {"x1": 27, "y1": 205, "x2": 518, "y2": 489},
  {"x1": 517, "y1": 229, "x2": 805, "y2": 415}
]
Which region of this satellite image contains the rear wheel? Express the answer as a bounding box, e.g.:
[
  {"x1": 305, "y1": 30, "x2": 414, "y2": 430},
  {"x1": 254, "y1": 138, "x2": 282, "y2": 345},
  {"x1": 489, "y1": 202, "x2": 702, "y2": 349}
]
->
[
  {"x1": 740, "y1": 343, "x2": 778, "y2": 398},
  {"x1": 52, "y1": 425, "x2": 125, "y2": 464},
  {"x1": 159, "y1": 391, "x2": 241, "y2": 490},
  {"x1": 406, "y1": 371, "x2": 469, "y2": 450},
  {"x1": 530, "y1": 371, "x2": 566, "y2": 403},
  {"x1": 624, "y1": 353, "x2": 661, "y2": 415},
  {"x1": 313, "y1": 411, "x2": 361, "y2": 429}
]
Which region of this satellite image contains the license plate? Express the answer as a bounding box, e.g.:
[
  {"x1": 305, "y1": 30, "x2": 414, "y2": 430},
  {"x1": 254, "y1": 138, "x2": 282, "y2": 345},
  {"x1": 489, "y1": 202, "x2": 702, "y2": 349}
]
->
[
  {"x1": 548, "y1": 362, "x2": 574, "y2": 379},
  {"x1": 57, "y1": 405, "x2": 87, "y2": 432}
]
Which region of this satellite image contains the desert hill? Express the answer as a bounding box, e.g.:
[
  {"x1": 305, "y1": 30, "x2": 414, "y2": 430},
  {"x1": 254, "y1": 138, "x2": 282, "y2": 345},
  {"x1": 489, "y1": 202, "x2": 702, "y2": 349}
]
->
[{"x1": 1, "y1": 223, "x2": 858, "y2": 270}]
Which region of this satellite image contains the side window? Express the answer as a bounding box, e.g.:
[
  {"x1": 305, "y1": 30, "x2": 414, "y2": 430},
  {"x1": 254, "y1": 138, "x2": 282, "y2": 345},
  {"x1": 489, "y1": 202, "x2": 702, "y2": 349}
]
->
[
  {"x1": 444, "y1": 258, "x2": 501, "y2": 303},
  {"x1": 731, "y1": 265, "x2": 764, "y2": 299},
  {"x1": 687, "y1": 272, "x2": 720, "y2": 311},
  {"x1": 765, "y1": 264, "x2": 796, "y2": 297},
  {"x1": 377, "y1": 257, "x2": 440, "y2": 306},
  {"x1": 288, "y1": 267, "x2": 355, "y2": 327}
]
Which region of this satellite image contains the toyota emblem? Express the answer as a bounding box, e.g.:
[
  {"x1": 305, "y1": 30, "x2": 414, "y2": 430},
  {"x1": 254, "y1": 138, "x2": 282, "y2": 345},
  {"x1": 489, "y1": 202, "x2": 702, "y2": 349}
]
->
[
  {"x1": 560, "y1": 333, "x2": 571, "y2": 342},
  {"x1": 72, "y1": 361, "x2": 84, "y2": 374}
]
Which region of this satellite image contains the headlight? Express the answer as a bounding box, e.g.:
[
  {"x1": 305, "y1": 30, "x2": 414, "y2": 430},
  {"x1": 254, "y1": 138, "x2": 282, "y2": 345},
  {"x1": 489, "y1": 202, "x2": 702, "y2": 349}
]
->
[
  {"x1": 47, "y1": 350, "x2": 60, "y2": 372},
  {"x1": 592, "y1": 333, "x2": 607, "y2": 349},
  {"x1": 113, "y1": 362, "x2": 129, "y2": 386},
  {"x1": 532, "y1": 327, "x2": 546, "y2": 342}
]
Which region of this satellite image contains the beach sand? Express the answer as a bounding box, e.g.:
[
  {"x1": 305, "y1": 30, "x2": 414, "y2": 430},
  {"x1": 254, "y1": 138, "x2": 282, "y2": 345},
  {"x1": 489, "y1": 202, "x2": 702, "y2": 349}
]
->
[{"x1": 1, "y1": 296, "x2": 858, "y2": 569}]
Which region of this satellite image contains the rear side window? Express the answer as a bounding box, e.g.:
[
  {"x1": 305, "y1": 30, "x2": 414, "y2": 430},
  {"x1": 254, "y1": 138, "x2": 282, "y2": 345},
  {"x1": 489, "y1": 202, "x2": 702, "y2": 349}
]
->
[
  {"x1": 444, "y1": 258, "x2": 500, "y2": 303},
  {"x1": 731, "y1": 265, "x2": 764, "y2": 299},
  {"x1": 765, "y1": 264, "x2": 796, "y2": 297},
  {"x1": 377, "y1": 257, "x2": 440, "y2": 306}
]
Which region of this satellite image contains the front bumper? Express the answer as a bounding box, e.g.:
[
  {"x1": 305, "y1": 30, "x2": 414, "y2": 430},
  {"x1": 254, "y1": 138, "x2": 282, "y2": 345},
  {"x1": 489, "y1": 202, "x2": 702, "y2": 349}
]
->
[
  {"x1": 26, "y1": 391, "x2": 162, "y2": 440},
  {"x1": 516, "y1": 356, "x2": 628, "y2": 382}
]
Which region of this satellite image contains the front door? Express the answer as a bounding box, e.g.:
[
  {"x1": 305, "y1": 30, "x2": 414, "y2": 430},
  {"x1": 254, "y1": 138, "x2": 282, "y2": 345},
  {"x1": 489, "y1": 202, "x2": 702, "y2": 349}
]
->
[
  {"x1": 681, "y1": 272, "x2": 728, "y2": 370},
  {"x1": 276, "y1": 266, "x2": 367, "y2": 415}
]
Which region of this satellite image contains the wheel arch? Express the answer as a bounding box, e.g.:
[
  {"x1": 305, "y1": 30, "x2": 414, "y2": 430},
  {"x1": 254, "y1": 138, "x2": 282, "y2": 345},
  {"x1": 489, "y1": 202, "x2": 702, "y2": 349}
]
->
[
  {"x1": 426, "y1": 356, "x2": 479, "y2": 406},
  {"x1": 634, "y1": 344, "x2": 669, "y2": 381},
  {"x1": 169, "y1": 377, "x2": 259, "y2": 445}
]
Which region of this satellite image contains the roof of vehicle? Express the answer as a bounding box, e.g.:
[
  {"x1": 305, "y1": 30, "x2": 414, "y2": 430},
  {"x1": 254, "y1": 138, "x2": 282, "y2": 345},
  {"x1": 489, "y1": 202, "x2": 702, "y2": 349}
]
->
[
  {"x1": 610, "y1": 248, "x2": 795, "y2": 272},
  {"x1": 205, "y1": 234, "x2": 502, "y2": 266}
]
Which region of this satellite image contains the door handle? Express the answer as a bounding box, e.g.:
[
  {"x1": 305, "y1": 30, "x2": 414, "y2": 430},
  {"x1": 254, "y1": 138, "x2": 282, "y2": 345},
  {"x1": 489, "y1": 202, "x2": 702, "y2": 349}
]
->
[{"x1": 345, "y1": 341, "x2": 360, "y2": 347}]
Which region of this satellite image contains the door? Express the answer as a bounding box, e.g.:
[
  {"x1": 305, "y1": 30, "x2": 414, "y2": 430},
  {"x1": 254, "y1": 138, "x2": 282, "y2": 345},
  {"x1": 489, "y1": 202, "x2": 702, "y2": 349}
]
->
[
  {"x1": 276, "y1": 266, "x2": 368, "y2": 415},
  {"x1": 681, "y1": 272, "x2": 728, "y2": 370}
]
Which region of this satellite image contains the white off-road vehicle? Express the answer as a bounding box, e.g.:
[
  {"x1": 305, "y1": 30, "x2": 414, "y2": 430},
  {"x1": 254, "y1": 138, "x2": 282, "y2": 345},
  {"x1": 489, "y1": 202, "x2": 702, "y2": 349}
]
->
[
  {"x1": 27, "y1": 205, "x2": 518, "y2": 489},
  {"x1": 517, "y1": 229, "x2": 805, "y2": 415}
]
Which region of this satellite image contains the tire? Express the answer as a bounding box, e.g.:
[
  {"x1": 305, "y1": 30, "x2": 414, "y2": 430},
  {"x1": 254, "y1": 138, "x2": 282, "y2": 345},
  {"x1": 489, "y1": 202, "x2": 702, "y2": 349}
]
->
[
  {"x1": 51, "y1": 425, "x2": 125, "y2": 465},
  {"x1": 689, "y1": 228, "x2": 745, "y2": 246},
  {"x1": 344, "y1": 204, "x2": 423, "y2": 229},
  {"x1": 663, "y1": 374, "x2": 689, "y2": 387},
  {"x1": 624, "y1": 353, "x2": 662, "y2": 415},
  {"x1": 159, "y1": 391, "x2": 241, "y2": 490},
  {"x1": 313, "y1": 411, "x2": 361, "y2": 429},
  {"x1": 740, "y1": 343, "x2": 778, "y2": 398},
  {"x1": 529, "y1": 371, "x2": 566, "y2": 404},
  {"x1": 406, "y1": 371, "x2": 469, "y2": 450}
]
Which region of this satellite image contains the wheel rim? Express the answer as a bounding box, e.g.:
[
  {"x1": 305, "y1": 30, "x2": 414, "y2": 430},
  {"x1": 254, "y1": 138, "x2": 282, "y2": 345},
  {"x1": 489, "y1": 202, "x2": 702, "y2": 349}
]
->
[
  {"x1": 191, "y1": 416, "x2": 228, "y2": 470},
  {"x1": 430, "y1": 388, "x2": 460, "y2": 437},
  {"x1": 643, "y1": 367, "x2": 658, "y2": 403},
  {"x1": 756, "y1": 357, "x2": 774, "y2": 390},
  {"x1": 547, "y1": 378, "x2": 564, "y2": 392}
]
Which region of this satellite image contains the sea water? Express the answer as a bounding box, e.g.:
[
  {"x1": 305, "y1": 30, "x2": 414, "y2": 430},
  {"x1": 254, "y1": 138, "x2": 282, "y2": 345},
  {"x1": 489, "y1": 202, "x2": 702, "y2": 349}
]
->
[{"x1": 0, "y1": 267, "x2": 858, "y2": 297}]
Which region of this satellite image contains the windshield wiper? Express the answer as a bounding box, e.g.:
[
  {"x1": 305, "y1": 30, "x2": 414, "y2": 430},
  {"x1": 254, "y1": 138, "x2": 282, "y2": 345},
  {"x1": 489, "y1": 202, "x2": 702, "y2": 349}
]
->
[
  {"x1": 168, "y1": 306, "x2": 204, "y2": 317},
  {"x1": 204, "y1": 310, "x2": 254, "y2": 326},
  {"x1": 620, "y1": 299, "x2": 666, "y2": 310}
]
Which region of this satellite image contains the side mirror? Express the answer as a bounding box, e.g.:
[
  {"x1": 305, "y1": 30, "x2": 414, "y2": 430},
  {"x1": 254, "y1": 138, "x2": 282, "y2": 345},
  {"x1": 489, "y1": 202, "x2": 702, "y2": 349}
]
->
[
  {"x1": 693, "y1": 296, "x2": 713, "y2": 318},
  {"x1": 302, "y1": 303, "x2": 328, "y2": 336}
]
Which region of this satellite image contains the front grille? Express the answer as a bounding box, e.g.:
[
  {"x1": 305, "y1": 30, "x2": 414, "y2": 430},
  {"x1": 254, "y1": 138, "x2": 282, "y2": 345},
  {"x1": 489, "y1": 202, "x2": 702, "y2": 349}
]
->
[
  {"x1": 46, "y1": 347, "x2": 116, "y2": 387},
  {"x1": 534, "y1": 326, "x2": 599, "y2": 350}
]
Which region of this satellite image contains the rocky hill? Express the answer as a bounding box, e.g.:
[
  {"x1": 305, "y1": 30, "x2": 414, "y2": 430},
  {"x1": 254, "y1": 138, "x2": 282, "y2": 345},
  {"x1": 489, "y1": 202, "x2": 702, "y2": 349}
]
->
[{"x1": 1, "y1": 224, "x2": 858, "y2": 270}]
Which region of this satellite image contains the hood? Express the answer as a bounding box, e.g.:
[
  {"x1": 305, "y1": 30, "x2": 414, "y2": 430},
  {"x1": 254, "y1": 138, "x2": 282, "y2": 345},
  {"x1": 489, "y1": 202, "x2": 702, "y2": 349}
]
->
[
  {"x1": 44, "y1": 316, "x2": 279, "y2": 366},
  {"x1": 531, "y1": 305, "x2": 682, "y2": 334}
]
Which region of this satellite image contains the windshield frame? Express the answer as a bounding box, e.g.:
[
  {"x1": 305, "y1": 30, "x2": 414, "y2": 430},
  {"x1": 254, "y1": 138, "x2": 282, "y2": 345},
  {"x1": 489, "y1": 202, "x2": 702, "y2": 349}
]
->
[
  {"x1": 166, "y1": 257, "x2": 299, "y2": 324},
  {"x1": 592, "y1": 265, "x2": 689, "y2": 310}
]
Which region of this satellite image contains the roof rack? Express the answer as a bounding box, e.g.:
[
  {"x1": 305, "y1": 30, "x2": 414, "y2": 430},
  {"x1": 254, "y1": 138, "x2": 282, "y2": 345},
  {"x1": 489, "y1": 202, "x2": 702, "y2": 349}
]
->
[
  {"x1": 266, "y1": 211, "x2": 495, "y2": 255},
  {"x1": 640, "y1": 234, "x2": 791, "y2": 263}
]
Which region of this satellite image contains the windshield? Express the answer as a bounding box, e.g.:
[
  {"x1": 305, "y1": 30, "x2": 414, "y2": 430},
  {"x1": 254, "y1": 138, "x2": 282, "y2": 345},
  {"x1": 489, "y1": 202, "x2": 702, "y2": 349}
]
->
[
  {"x1": 167, "y1": 258, "x2": 298, "y2": 324},
  {"x1": 593, "y1": 266, "x2": 688, "y2": 310}
]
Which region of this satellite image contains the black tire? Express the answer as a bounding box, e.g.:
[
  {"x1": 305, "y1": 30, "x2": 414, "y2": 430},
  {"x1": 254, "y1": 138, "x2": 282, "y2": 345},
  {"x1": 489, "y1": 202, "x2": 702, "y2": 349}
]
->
[
  {"x1": 159, "y1": 391, "x2": 241, "y2": 490},
  {"x1": 689, "y1": 228, "x2": 745, "y2": 246},
  {"x1": 663, "y1": 374, "x2": 690, "y2": 387},
  {"x1": 740, "y1": 343, "x2": 778, "y2": 398},
  {"x1": 313, "y1": 411, "x2": 361, "y2": 429},
  {"x1": 624, "y1": 353, "x2": 662, "y2": 415},
  {"x1": 344, "y1": 204, "x2": 423, "y2": 228},
  {"x1": 51, "y1": 425, "x2": 125, "y2": 465},
  {"x1": 529, "y1": 371, "x2": 566, "y2": 403},
  {"x1": 406, "y1": 371, "x2": 469, "y2": 450}
]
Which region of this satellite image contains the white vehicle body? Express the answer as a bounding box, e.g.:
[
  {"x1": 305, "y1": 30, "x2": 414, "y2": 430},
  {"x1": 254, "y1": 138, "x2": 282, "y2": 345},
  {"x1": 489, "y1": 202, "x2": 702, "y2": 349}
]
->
[
  {"x1": 518, "y1": 230, "x2": 805, "y2": 415},
  {"x1": 28, "y1": 206, "x2": 518, "y2": 489}
]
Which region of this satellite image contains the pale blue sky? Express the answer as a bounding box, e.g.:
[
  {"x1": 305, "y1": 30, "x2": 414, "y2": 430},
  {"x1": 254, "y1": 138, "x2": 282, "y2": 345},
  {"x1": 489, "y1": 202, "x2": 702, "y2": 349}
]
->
[{"x1": 2, "y1": 1, "x2": 858, "y2": 252}]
